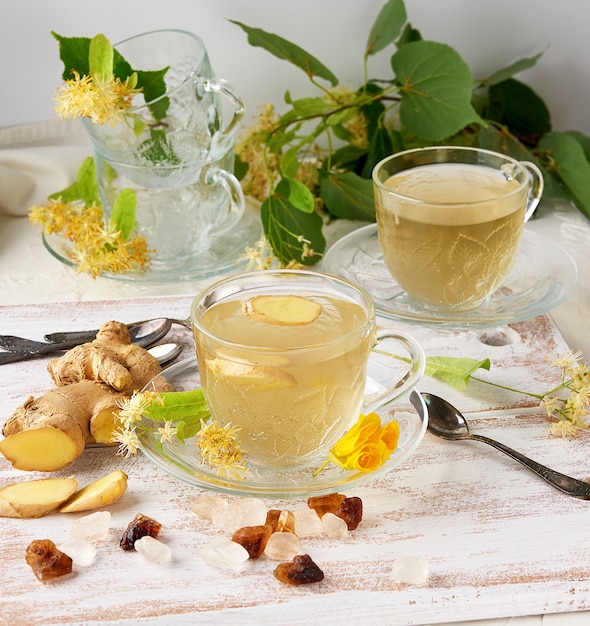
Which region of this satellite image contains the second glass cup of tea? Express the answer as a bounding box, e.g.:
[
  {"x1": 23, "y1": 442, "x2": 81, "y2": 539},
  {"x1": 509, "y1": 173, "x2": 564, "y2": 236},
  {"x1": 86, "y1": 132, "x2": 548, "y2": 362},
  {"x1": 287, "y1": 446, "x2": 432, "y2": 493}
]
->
[
  {"x1": 373, "y1": 146, "x2": 544, "y2": 312},
  {"x1": 191, "y1": 270, "x2": 425, "y2": 469}
]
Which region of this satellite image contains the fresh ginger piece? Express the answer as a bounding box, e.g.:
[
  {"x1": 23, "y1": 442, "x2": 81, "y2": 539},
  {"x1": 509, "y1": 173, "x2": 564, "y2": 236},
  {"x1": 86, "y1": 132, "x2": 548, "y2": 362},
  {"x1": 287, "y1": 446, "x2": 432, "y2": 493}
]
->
[
  {"x1": 243, "y1": 295, "x2": 321, "y2": 326},
  {"x1": 47, "y1": 320, "x2": 162, "y2": 393},
  {"x1": 90, "y1": 405, "x2": 120, "y2": 445},
  {"x1": 0, "y1": 428, "x2": 82, "y2": 472},
  {"x1": 1, "y1": 380, "x2": 125, "y2": 471},
  {"x1": 206, "y1": 358, "x2": 296, "y2": 390},
  {"x1": 60, "y1": 470, "x2": 128, "y2": 513},
  {"x1": 0, "y1": 476, "x2": 78, "y2": 518}
]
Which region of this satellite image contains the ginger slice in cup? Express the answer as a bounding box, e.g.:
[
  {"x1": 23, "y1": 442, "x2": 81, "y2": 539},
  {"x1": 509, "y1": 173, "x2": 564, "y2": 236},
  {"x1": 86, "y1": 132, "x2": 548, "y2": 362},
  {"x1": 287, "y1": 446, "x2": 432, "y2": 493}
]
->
[
  {"x1": 207, "y1": 358, "x2": 296, "y2": 390},
  {"x1": 243, "y1": 295, "x2": 321, "y2": 326}
]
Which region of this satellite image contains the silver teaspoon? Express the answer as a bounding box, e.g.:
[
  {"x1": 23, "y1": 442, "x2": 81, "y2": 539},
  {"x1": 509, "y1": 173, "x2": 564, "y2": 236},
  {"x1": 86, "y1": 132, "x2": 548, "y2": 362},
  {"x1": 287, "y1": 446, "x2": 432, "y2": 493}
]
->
[
  {"x1": 0, "y1": 319, "x2": 174, "y2": 365},
  {"x1": 44, "y1": 316, "x2": 191, "y2": 344},
  {"x1": 411, "y1": 391, "x2": 590, "y2": 500}
]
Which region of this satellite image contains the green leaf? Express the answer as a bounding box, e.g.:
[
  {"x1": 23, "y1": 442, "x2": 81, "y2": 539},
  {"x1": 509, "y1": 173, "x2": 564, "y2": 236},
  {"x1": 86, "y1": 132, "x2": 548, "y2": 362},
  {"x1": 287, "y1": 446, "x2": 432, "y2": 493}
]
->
[
  {"x1": 538, "y1": 132, "x2": 590, "y2": 217},
  {"x1": 289, "y1": 96, "x2": 333, "y2": 118},
  {"x1": 396, "y1": 23, "x2": 423, "y2": 47},
  {"x1": 481, "y1": 51, "x2": 544, "y2": 87},
  {"x1": 52, "y1": 32, "x2": 91, "y2": 79},
  {"x1": 320, "y1": 172, "x2": 375, "y2": 220},
  {"x1": 360, "y1": 125, "x2": 393, "y2": 178},
  {"x1": 135, "y1": 68, "x2": 170, "y2": 120},
  {"x1": 143, "y1": 389, "x2": 210, "y2": 444},
  {"x1": 109, "y1": 188, "x2": 137, "y2": 240},
  {"x1": 392, "y1": 40, "x2": 482, "y2": 141},
  {"x1": 366, "y1": 0, "x2": 407, "y2": 56},
  {"x1": 229, "y1": 20, "x2": 338, "y2": 86},
  {"x1": 76, "y1": 157, "x2": 100, "y2": 207},
  {"x1": 261, "y1": 180, "x2": 326, "y2": 265},
  {"x1": 425, "y1": 356, "x2": 491, "y2": 390},
  {"x1": 137, "y1": 129, "x2": 180, "y2": 165},
  {"x1": 564, "y1": 131, "x2": 590, "y2": 163},
  {"x1": 48, "y1": 180, "x2": 81, "y2": 203},
  {"x1": 486, "y1": 78, "x2": 551, "y2": 142},
  {"x1": 282, "y1": 178, "x2": 315, "y2": 213},
  {"x1": 88, "y1": 34, "x2": 114, "y2": 79}
]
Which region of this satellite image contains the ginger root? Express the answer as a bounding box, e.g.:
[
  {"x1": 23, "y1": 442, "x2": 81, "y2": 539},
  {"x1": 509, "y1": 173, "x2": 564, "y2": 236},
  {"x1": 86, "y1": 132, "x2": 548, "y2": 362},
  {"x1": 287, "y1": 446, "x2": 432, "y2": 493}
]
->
[
  {"x1": 47, "y1": 320, "x2": 162, "y2": 393},
  {"x1": 0, "y1": 476, "x2": 79, "y2": 518},
  {"x1": 0, "y1": 321, "x2": 163, "y2": 472},
  {"x1": 0, "y1": 380, "x2": 125, "y2": 471}
]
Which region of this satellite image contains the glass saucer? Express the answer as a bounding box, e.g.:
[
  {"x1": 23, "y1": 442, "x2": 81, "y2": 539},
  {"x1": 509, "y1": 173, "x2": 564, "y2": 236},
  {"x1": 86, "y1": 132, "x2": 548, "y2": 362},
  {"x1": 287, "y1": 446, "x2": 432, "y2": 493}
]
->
[
  {"x1": 321, "y1": 224, "x2": 578, "y2": 327},
  {"x1": 138, "y1": 357, "x2": 428, "y2": 498},
  {"x1": 42, "y1": 208, "x2": 261, "y2": 283}
]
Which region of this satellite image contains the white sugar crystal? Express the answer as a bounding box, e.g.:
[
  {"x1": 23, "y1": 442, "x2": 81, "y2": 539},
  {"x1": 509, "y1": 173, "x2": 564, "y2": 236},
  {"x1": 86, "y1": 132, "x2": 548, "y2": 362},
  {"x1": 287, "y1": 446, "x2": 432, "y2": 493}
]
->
[
  {"x1": 391, "y1": 556, "x2": 430, "y2": 584},
  {"x1": 211, "y1": 497, "x2": 267, "y2": 533},
  {"x1": 58, "y1": 539, "x2": 97, "y2": 566},
  {"x1": 201, "y1": 536, "x2": 249, "y2": 571},
  {"x1": 135, "y1": 536, "x2": 172, "y2": 564},
  {"x1": 321, "y1": 512, "x2": 348, "y2": 539},
  {"x1": 70, "y1": 511, "x2": 112, "y2": 542},
  {"x1": 264, "y1": 532, "x2": 300, "y2": 561},
  {"x1": 293, "y1": 508, "x2": 322, "y2": 537},
  {"x1": 191, "y1": 494, "x2": 228, "y2": 520}
]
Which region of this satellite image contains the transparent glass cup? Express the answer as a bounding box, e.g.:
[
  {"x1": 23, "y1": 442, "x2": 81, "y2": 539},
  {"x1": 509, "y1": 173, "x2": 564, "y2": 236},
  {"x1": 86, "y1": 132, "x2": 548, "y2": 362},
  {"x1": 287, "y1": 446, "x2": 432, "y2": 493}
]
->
[
  {"x1": 373, "y1": 146, "x2": 544, "y2": 312},
  {"x1": 82, "y1": 29, "x2": 245, "y2": 270},
  {"x1": 191, "y1": 270, "x2": 426, "y2": 468}
]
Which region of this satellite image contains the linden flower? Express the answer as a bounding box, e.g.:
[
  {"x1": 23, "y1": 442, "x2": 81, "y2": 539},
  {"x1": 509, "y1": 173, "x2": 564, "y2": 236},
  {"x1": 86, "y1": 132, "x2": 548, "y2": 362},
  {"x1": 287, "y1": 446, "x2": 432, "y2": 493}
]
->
[
  {"x1": 112, "y1": 426, "x2": 141, "y2": 459},
  {"x1": 316, "y1": 412, "x2": 400, "y2": 475},
  {"x1": 29, "y1": 201, "x2": 152, "y2": 278},
  {"x1": 197, "y1": 420, "x2": 248, "y2": 480},
  {"x1": 54, "y1": 71, "x2": 140, "y2": 126}
]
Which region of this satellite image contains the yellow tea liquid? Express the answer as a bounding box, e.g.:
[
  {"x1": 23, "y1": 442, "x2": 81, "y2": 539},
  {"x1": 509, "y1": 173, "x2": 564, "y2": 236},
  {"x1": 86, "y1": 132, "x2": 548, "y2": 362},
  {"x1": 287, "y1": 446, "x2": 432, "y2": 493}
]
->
[
  {"x1": 376, "y1": 162, "x2": 527, "y2": 310},
  {"x1": 194, "y1": 294, "x2": 372, "y2": 467}
]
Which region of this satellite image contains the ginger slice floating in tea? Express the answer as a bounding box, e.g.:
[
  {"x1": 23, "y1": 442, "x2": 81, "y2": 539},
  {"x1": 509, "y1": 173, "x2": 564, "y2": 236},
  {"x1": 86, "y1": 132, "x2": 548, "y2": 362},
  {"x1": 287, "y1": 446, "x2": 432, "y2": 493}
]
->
[
  {"x1": 207, "y1": 358, "x2": 296, "y2": 390},
  {"x1": 243, "y1": 295, "x2": 321, "y2": 326}
]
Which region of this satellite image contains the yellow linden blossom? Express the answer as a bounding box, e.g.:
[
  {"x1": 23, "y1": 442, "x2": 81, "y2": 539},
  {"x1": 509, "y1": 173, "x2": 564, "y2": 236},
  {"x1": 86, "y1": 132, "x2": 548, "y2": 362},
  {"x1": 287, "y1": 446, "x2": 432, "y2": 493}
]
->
[
  {"x1": 542, "y1": 349, "x2": 590, "y2": 437},
  {"x1": 29, "y1": 201, "x2": 152, "y2": 278},
  {"x1": 235, "y1": 103, "x2": 281, "y2": 202},
  {"x1": 197, "y1": 420, "x2": 248, "y2": 480},
  {"x1": 315, "y1": 412, "x2": 400, "y2": 474},
  {"x1": 54, "y1": 71, "x2": 140, "y2": 126}
]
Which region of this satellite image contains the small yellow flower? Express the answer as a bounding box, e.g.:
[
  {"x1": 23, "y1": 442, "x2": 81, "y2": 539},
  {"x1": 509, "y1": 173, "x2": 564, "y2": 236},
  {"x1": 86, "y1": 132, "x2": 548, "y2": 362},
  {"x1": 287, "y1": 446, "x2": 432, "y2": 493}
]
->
[
  {"x1": 197, "y1": 420, "x2": 248, "y2": 479},
  {"x1": 112, "y1": 426, "x2": 141, "y2": 458},
  {"x1": 321, "y1": 412, "x2": 400, "y2": 474},
  {"x1": 29, "y1": 200, "x2": 152, "y2": 278},
  {"x1": 54, "y1": 71, "x2": 140, "y2": 126}
]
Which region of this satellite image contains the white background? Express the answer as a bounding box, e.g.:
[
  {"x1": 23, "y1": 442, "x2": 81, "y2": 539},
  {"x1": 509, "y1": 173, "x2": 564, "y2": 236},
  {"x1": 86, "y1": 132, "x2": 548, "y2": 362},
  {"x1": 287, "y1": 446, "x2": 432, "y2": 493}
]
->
[{"x1": 1, "y1": 0, "x2": 589, "y2": 135}]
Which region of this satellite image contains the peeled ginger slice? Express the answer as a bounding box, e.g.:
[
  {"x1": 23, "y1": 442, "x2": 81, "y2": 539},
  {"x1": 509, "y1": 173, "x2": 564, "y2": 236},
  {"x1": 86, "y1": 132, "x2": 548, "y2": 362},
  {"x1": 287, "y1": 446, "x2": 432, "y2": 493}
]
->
[
  {"x1": 0, "y1": 476, "x2": 79, "y2": 518},
  {"x1": 60, "y1": 470, "x2": 128, "y2": 513},
  {"x1": 243, "y1": 295, "x2": 321, "y2": 326},
  {"x1": 207, "y1": 358, "x2": 296, "y2": 390}
]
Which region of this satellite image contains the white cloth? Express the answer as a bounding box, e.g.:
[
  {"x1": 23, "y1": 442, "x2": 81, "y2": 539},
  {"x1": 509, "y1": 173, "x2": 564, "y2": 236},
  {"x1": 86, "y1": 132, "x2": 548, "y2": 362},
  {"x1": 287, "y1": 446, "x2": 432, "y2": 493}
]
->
[{"x1": 0, "y1": 120, "x2": 90, "y2": 216}]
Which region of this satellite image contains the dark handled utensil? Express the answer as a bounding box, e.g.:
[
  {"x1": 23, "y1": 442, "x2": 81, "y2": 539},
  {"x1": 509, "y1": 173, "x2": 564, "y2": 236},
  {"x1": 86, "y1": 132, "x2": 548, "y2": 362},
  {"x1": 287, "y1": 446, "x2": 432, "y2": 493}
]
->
[
  {"x1": 411, "y1": 391, "x2": 590, "y2": 500},
  {"x1": 44, "y1": 316, "x2": 191, "y2": 343},
  {"x1": 0, "y1": 318, "x2": 173, "y2": 365}
]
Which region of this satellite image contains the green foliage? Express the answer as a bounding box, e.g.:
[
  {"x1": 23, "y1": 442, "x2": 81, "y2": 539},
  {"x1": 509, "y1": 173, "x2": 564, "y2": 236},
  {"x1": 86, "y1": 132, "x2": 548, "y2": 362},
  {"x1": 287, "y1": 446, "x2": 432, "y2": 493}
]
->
[
  {"x1": 425, "y1": 356, "x2": 491, "y2": 390},
  {"x1": 232, "y1": 0, "x2": 590, "y2": 265},
  {"x1": 143, "y1": 389, "x2": 211, "y2": 443}
]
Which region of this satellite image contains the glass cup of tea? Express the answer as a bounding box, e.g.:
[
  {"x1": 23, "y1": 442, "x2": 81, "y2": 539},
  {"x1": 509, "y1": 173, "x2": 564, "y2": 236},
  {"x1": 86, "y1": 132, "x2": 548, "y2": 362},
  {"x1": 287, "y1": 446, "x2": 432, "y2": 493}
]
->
[
  {"x1": 191, "y1": 270, "x2": 426, "y2": 468},
  {"x1": 373, "y1": 146, "x2": 544, "y2": 312}
]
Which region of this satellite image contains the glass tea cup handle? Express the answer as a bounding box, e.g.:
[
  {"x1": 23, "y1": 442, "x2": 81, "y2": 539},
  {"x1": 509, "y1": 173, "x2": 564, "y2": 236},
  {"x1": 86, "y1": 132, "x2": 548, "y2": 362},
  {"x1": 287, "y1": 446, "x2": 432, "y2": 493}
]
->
[
  {"x1": 203, "y1": 166, "x2": 246, "y2": 235},
  {"x1": 362, "y1": 329, "x2": 426, "y2": 414},
  {"x1": 521, "y1": 160, "x2": 544, "y2": 223},
  {"x1": 196, "y1": 77, "x2": 245, "y2": 160}
]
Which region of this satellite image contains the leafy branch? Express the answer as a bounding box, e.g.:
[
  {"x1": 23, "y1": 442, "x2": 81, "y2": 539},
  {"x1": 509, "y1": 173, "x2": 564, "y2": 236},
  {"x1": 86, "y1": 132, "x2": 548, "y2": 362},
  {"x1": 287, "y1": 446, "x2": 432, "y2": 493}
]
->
[{"x1": 232, "y1": 0, "x2": 590, "y2": 267}]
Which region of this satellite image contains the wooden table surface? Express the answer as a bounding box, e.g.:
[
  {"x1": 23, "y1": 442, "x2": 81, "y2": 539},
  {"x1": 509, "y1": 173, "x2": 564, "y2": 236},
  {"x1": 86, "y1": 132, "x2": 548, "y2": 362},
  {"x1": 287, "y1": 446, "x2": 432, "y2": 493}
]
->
[{"x1": 1, "y1": 296, "x2": 589, "y2": 625}]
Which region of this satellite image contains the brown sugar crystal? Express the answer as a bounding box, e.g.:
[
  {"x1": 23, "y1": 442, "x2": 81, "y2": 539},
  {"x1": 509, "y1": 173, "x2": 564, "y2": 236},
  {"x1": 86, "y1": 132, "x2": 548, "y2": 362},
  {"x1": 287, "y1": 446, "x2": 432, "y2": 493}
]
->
[
  {"x1": 335, "y1": 496, "x2": 363, "y2": 530},
  {"x1": 26, "y1": 539, "x2": 73, "y2": 582},
  {"x1": 265, "y1": 509, "x2": 296, "y2": 533},
  {"x1": 306, "y1": 493, "x2": 346, "y2": 518},
  {"x1": 231, "y1": 525, "x2": 273, "y2": 559},
  {"x1": 120, "y1": 513, "x2": 163, "y2": 550},
  {"x1": 273, "y1": 554, "x2": 325, "y2": 586}
]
